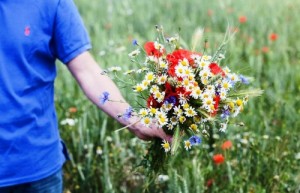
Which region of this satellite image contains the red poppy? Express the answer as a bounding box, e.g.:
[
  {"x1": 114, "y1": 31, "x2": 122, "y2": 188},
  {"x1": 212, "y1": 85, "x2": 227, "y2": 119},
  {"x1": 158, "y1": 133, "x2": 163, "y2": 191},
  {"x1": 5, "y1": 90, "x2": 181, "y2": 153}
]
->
[
  {"x1": 207, "y1": 9, "x2": 213, "y2": 17},
  {"x1": 144, "y1": 41, "x2": 165, "y2": 58},
  {"x1": 164, "y1": 82, "x2": 178, "y2": 104},
  {"x1": 262, "y1": 46, "x2": 269, "y2": 53},
  {"x1": 210, "y1": 95, "x2": 220, "y2": 117},
  {"x1": 206, "y1": 178, "x2": 214, "y2": 187},
  {"x1": 213, "y1": 154, "x2": 225, "y2": 164},
  {"x1": 166, "y1": 49, "x2": 200, "y2": 77},
  {"x1": 239, "y1": 16, "x2": 247, "y2": 23},
  {"x1": 209, "y1": 63, "x2": 225, "y2": 77},
  {"x1": 146, "y1": 95, "x2": 161, "y2": 108},
  {"x1": 221, "y1": 140, "x2": 233, "y2": 150},
  {"x1": 175, "y1": 86, "x2": 191, "y2": 98},
  {"x1": 68, "y1": 107, "x2": 77, "y2": 113},
  {"x1": 269, "y1": 33, "x2": 278, "y2": 41}
]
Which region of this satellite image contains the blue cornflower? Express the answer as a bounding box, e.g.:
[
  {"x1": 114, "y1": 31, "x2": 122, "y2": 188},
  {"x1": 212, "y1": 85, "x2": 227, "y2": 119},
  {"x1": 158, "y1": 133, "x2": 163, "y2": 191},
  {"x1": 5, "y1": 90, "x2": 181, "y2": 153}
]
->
[
  {"x1": 164, "y1": 96, "x2": 177, "y2": 106},
  {"x1": 221, "y1": 109, "x2": 231, "y2": 119},
  {"x1": 123, "y1": 107, "x2": 133, "y2": 120},
  {"x1": 189, "y1": 136, "x2": 202, "y2": 146},
  {"x1": 239, "y1": 75, "x2": 249, "y2": 84},
  {"x1": 100, "y1": 91, "x2": 110, "y2": 105},
  {"x1": 132, "y1": 39, "x2": 138, "y2": 46}
]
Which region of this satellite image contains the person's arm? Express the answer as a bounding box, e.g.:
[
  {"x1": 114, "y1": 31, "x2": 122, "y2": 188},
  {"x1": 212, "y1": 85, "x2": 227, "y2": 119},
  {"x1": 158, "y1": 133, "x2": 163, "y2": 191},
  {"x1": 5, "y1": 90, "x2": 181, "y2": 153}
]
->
[{"x1": 67, "y1": 51, "x2": 171, "y2": 141}]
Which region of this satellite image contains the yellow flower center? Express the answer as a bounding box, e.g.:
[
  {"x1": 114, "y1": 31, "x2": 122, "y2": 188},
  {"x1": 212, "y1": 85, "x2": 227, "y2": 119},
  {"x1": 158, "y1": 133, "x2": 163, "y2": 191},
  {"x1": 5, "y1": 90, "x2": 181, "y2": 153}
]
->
[{"x1": 236, "y1": 99, "x2": 243, "y2": 106}]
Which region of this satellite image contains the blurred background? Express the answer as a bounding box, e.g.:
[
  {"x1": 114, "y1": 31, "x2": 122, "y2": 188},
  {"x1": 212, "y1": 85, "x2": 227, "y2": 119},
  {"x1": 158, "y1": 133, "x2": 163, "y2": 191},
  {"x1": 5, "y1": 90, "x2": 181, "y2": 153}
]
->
[{"x1": 55, "y1": 0, "x2": 300, "y2": 192}]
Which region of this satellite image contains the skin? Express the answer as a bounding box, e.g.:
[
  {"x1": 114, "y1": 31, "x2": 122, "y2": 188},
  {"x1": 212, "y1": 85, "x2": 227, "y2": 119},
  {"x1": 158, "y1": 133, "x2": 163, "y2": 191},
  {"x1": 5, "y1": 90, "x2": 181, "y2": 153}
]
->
[{"x1": 67, "y1": 51, "x2": 172, "y2": 142}]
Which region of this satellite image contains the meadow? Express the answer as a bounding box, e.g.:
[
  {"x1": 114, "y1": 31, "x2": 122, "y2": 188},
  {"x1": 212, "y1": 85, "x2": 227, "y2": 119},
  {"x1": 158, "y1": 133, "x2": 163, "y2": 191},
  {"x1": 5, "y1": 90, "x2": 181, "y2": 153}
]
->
[{"x1": 55, "y1": 0, "x2": 300, "y2": 192}]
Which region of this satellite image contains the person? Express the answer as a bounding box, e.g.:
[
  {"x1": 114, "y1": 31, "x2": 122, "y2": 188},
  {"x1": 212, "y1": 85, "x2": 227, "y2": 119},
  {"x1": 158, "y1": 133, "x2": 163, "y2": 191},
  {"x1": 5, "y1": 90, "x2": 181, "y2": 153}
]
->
[{"x1": 0, "y1": 0, "x2": 171, "y2": 192}]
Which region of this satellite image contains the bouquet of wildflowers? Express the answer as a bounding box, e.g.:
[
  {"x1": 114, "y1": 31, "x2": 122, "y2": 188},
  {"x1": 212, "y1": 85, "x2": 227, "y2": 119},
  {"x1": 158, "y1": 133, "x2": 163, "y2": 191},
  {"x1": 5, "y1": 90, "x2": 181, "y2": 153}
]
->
[{"x1": 102, "y1": 25, "x2": 262, "y2": 173}]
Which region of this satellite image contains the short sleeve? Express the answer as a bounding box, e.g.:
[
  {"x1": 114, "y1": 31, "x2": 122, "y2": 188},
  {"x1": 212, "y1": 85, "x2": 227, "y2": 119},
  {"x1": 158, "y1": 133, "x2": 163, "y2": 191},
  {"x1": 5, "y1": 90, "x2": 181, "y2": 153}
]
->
[{"x1": 53, "y1": 0, "x2": 91, "y2": 64}]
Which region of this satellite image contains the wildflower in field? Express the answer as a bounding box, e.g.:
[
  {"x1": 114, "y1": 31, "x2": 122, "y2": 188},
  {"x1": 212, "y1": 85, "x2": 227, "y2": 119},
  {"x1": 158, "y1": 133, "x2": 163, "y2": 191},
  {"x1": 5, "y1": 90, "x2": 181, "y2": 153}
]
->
[
  {"x1": 262, "y1": 135, "x2": 269, "y2": 140},
  {"x1": 60, "y1": 118, "x2": 77, "y2": 126},
  {"x1": 122, "y1": 107, "x2": 133, "y2": 120},
  {"x1": 206, "y1": 178, "x2": 214, "y2": 188},
  {"x1": 124, "y1": 69, "x2": 135, "y2": 75},
  {"x1": 184, "y1": 106, "x2": 197, "y2": 117},
  {"x1": 189, "y1": 136, "x2": 201, "y2": 145},
  {"x1": 184, "y1": 140, "x2": 192, "y2": 150},
  {"x1": 221, "y1": 140, "x2": 233, "y2": 150},
  {"x1": 133, "y1": 84, "x2": 145, "y2": 92},
  {"x1": 145, "y1": 72, "x2": 155, "y2": 82},
  {"x1": 68, "y1": 107, "x2": 77, "y2": 113},
  {"x1": 213, "y1": 154, "x2": 225, "y2": 164},
  {"x1": 157, "y1": 175, "x2": 169, "y2": 182},
  {"x1": 128, "y1": 49, "x2": 140, "y2": 58},
  {"x1": 295, "y1": 152, "x2": 300, "y2": 160},
  {"x1": 96, "y1": 146, "x2": 103, "y2": 155},
  {"x1": 108, "y1": 66, "x2": 121, "y2": 72},
  {"x1": 239, "y1": 75, "x2": 249, "y2": 84},
  {"x1": 239, "y1": 15, "x2": 247, "y2": 23},
  {"x1": 144, "y1": 41, "x2": 165, "y2": 58},
  {"x1": 262, "y1": 46, "x2": 269, "y2": 54},
  {"x1": 99, "y1": 91, "x2": 110, "y2": 104},
  {"x1": 189, "y1": 124, "x2": 199, "y2": 133},
  {"x1": 219, "y1": 123, "x2": 227, "y2": 132},
  {"x1": 269, "y1": 33, "x2": 278, "y2": 41},
  {"x1": 162, "y1": 140, "x2": 171, "y2": 152},
  {"x1": 207, "y1": 9, "x2": 213, "y2": 17},
  {"x1": 156, "y1": 112, "x2": 168, "y2": 126},
  {"x1": 209, "y1": 63, "x2": 225, "y2": 77},
  {"x1": 132, "y1": 39, "x2": 138, "y2": 46}
]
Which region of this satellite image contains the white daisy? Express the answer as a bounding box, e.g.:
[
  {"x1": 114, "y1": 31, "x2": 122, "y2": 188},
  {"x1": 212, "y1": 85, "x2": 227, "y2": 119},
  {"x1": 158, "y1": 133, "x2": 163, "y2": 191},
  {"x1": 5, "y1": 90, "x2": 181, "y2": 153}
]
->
[
  {"x1": 185, "y1": 107, "x2": 197, "y2": 117},
  {"x1": 128, "y1": 49, "x2": 140, "y2": 58},
  {"x1": 108, "y1": 66, "x2": 121, "y2": 72},
  {"x1": 184, "y1": 140, "x2": 192, "y2": 150},
  {"x1": 141, "y1": 117, "x2": 152, "y2": 127}
]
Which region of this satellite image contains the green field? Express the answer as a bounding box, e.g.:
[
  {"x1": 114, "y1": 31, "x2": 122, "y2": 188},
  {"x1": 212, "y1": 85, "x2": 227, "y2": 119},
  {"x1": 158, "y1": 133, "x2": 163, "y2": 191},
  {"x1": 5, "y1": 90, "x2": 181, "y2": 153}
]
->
[{"x1": 56, "y1": 0, "x2": 300, "y2": 192}]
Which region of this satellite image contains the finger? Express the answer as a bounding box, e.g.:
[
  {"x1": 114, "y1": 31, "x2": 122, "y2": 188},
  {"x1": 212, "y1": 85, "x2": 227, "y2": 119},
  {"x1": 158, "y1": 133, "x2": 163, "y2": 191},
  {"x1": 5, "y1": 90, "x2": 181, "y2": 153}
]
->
[{"x1": 158, "y1": 130, "x2": 173, "y2": 143}]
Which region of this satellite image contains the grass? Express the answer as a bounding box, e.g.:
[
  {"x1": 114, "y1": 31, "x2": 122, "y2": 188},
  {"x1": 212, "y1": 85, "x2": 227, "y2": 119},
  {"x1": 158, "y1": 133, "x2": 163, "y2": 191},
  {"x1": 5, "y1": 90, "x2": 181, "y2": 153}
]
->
[{"x1": 55, "y1": 0, "x2": 300, "y2": 192}]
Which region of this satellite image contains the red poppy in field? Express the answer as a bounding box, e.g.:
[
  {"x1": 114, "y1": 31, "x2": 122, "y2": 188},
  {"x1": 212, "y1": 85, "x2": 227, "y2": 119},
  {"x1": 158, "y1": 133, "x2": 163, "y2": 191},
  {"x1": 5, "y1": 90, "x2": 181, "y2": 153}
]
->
[
  {"x1": 206, "y1": 178, "x2": 214, "y2": 187},
  {"x1": 213, "y1": 154, "x2": 225, "y2": 165},
  {"x1": 68, "y1": 107, "x2": 77, "y2": 113},
  {"x1": 207, "y1": 9, "x2": 213, "y2": 17},
  {"x1": 239, "y1": 15, "x2": 247, "y2": 23},
  {"x1": 209, "y1": 63, "x2": 225, "y2": 77},
  {"x1": 269, "y1": 33, "x2": 278, "y2": 41},
  {"x1": 262, "y1": 46, "x2": 269, "y2": 53},
  {"x1": 221, "y1": 140, "x2": 233, "y2": 150},
  {"x1": 144, "y1": 41, "x2": 165, "y2": 58}
]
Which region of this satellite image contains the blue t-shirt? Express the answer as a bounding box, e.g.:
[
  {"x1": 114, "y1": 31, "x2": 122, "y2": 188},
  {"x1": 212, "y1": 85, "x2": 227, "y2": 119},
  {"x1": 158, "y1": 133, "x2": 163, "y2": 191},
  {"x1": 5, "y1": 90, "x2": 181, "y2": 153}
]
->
[{"x1": 0, "y1": 0, "x2": 91, "y2": 187}]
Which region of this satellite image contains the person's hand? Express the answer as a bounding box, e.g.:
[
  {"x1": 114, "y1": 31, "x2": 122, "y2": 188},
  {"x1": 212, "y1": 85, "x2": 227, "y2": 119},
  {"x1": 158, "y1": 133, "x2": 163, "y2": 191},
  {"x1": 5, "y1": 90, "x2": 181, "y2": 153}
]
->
[{"x1": 128, "y1": 121, "x2": 172, "y2": 142}]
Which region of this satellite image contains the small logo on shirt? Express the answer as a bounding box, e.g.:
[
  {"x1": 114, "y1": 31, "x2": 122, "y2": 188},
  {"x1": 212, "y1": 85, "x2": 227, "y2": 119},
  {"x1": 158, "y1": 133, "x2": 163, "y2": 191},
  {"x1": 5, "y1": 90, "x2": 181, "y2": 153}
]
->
[{"x1": 24, "y1": 26, "x2": 31, "y2": 36}]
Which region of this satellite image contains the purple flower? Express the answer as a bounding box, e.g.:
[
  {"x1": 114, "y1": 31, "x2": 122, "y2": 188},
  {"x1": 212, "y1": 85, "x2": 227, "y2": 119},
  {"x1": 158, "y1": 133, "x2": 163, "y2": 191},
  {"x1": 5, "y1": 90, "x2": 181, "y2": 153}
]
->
[
  {"x1": 123, "y1": 107, "x2": 133, "y2": 120},
  {"x1": 132, "y1": 39, "x2": 138, "y2": 46},
  {"x1": 189, "y1": 136, "x2": 202, "y2": 146},
  {"x1": 164, "y1": 96, "x2": 177, "y2": 106},
  {"x1": 100, "y1": 91, "x2": 110, "y2": 104},
  {"x1": 221, "y1": 109, "x2": 231, "y2": 119},
  {"x1": 239, "y1": 75, "x2": 249, "y2": 84}
]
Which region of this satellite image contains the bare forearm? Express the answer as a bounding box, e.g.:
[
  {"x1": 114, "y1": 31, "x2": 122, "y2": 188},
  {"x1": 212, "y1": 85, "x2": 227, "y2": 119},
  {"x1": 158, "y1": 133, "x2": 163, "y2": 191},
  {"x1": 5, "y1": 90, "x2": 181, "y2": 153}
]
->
[
  {"x1": 67, "y1": 52, "x2": 131, "y2": 126},
  {"x1": 67, "y1": 51, "x2": 171, "y2": 141}
]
